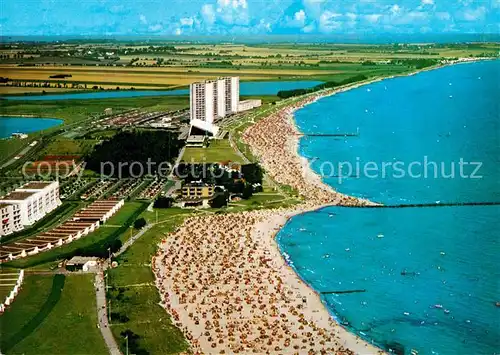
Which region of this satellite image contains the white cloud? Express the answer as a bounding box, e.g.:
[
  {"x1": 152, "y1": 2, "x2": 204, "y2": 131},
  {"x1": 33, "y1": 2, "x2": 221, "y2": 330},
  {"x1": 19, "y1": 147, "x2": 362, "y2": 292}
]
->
[
  {"x1": 216, "y1": 0, "x2": 249, "y2": 25},
  {"x1": 148, "y1": 24, "x2": 163, "y2": 32},
  {"x1": 180, "y1": 17, "x2": 194, "y2": 27},
  {"x1": 319, "y1": 10, "x2": 342, "y2": 32},
  {"x1": 436, "y1": 12, "x2": 451, "y2": 20},
  {"x1": 346, "y1": 12, "x2": 357, "y2": 21},
  {"x1": 421, "y1": 0, "x2": 434, "y2": 5},
  {"x1": 302, "y1": 23, "x2": 316, "y2": 33},
  {"x1": 302, "y1": 0, "x2": 326, "y2": 18},
  {"x1": 365, "y1": 14, "x2": 382, "y2": 23},
  {"x1": 201, "y1": 4, "x2": 216, "y2": 25},
  {"x1": 390, "y1": 4, "x2": 401, "y2": 14},
  {"x1": 174, "y1": 28, "x2": 182, "y2": 35},
  {"x1": 463, "y1": 6, "x2": 486, "y2": 20},
  {"x1": 139, "y1": 14, "x2": 147, "y2": 25},
  {"x1": 295, "y1": 9, "x2": 306, "y2": 23}
]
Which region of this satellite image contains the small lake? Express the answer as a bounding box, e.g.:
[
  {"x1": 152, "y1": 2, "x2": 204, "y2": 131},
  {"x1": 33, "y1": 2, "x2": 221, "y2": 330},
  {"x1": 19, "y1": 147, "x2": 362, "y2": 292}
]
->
[
  {"x1": 1, "y1": 81, "x2": 323, "y2": 101},
  {"x1": 0, "y1": 117, "x2": 63, "y2": 138}
]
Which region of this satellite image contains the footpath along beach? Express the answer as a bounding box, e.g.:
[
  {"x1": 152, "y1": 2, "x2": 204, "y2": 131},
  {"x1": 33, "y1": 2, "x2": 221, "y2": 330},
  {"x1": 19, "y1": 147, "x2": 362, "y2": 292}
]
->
[{"x1": 152, "y1": 59, "x2": 492, "y2": 354}]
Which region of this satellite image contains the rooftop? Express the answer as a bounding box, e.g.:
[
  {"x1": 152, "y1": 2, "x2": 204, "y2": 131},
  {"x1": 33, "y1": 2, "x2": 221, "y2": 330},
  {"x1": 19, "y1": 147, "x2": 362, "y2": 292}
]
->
[
  {"x1": 0, "y1": 191, "x2": 36, "y2": 201},
  {"x1": 20, "y1": 181, "x2": 55, "y2": 190},
  {"x1": 67, "y1": 256, "x2": 99, "y2": 265},
  {"x1": 0, "y1": 203, "x2": 12, "y2": 209}
]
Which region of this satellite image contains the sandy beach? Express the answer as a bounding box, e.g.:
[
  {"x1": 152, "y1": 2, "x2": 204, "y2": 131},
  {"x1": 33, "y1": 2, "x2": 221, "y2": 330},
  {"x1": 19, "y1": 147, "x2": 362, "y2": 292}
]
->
[
  {"x1": 152, "y1": 60, "x2": 492, "y2": 354},
  {"x1": 153, "y1": 209, "x2": 384, "y2": 354}
]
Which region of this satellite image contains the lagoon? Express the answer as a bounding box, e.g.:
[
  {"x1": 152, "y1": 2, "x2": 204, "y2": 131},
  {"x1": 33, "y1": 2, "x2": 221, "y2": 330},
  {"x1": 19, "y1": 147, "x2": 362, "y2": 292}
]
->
[
  {"x1": 1, "y1": 80, "x2": 323, "y2": 101},
  {"x1": 0, "y1": 117, "x2": 63, "y2": 138}
]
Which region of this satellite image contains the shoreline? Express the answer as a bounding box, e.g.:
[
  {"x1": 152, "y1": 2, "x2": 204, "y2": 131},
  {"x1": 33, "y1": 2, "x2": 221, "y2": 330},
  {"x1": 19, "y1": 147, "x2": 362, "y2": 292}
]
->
[{"x1": 152, "y1": 58, "x2": 493, "y2": 354}]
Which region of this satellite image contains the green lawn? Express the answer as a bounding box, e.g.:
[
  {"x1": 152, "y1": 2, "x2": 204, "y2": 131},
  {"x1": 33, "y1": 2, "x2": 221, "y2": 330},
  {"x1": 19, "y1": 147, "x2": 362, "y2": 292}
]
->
[
  {"x1": 108, "y1": 209, "x2": 192, "y2": 355},
  {"x1": 4, "y1": 201, "x2": 147, "y2": 269},
  {"x1": 182, "y1": 138, "x2": 242, "y2": 163},
  {"x1": 0, "y1": 274, "x2": 107, "y2": 355}
]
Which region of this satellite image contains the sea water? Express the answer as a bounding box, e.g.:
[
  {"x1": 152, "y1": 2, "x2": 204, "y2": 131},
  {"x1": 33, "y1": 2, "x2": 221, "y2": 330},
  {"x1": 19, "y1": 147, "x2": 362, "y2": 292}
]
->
[{"x1": 277, "y1": 60, "x2": 500, "y2": 355}]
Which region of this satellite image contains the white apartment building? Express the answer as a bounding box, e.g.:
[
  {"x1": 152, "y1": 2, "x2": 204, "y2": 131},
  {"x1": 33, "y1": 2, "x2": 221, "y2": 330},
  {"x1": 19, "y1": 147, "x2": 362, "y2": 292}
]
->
[
  {"x1": 0, "y1": 181, "x2": 61, "y2": 235},
  {"x1": 0, "y1": 203, "x2": 16, "y2": 237},
  {"x1": 190, "y1": 76, "x2": 240, "y2": 135}
]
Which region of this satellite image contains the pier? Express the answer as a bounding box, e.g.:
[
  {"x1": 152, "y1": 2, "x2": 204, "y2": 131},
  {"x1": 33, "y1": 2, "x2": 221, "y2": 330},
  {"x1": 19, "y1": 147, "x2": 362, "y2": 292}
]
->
[
  {"x1": 297, "y1": 128, "x2": 360, "y2": 137},
  {"x1": 351, "y1": 201, "x2": 500, "y2": 209},
  {"x1": 320, "y1": 289, "x2": 366, "y2": 295}
]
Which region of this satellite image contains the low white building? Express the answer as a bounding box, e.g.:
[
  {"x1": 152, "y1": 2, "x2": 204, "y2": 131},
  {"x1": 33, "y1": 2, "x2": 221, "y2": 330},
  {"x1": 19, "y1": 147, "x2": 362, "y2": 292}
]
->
[
  {"x1": 0, "y1": 181, "x2": 61, "y2": 233},
  {"x1": 237, "y1": 99, "x2": 262, "y2": 112}
]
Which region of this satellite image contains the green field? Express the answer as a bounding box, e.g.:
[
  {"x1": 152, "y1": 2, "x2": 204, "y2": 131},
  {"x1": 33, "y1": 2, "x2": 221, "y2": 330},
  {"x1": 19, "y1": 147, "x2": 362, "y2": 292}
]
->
[
  {"x1": 0, "y1": 274, "x2": 107, "y2": 355},
  {"x1": 182, "y1": 138, "x2": 242, "y2": 163},
  {"x1": 4, "y1": 201, "x2": 147, "y2": 269},
  {"x1": 108, "y1": 208, "x2": 193, "y2": 355}
]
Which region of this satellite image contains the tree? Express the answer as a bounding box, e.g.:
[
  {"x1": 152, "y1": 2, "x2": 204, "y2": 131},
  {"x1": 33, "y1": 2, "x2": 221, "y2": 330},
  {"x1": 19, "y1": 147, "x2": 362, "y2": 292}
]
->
[
  {"x1": 242, "y1": 183, "x2": 253, "y2": 200},
  {"x1": 241, "y1": 164, "x2": 263, "y2": 184},
  {"x1": 133, "y1": 218, "x2": 146, "y2": 229},
  {"x1": 154, "y1": 196, "x2": 173, "y2": 208},
  {"x1": 209, "y1": 193, "x2": 228, "y2": 208}
]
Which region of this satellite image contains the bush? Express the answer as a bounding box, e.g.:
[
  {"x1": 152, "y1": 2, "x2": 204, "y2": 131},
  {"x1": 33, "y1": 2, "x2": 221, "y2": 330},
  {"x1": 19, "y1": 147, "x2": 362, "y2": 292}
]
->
[
  {"x1": 242, "y1": 183, "x2": 253, "y2": 200},
  {"x1": 153, "y1": 196, "x2": 173, "y2": 208},
  {"x1": 210, "y1": 193, "x2": 228, "y2": 208},
  {"x1": 133, "y1": 218, "x2": 146, "y2": 229}
]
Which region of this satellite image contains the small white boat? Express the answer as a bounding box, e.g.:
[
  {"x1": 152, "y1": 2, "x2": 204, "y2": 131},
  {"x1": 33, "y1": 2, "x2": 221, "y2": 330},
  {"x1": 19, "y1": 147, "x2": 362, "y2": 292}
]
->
[
  {"x1": 377, "y1": 234, "x2": 384, "y2": 238},
  {"x1": 434, "y1": 304, "x2": 443, "y2": 309},
  {"x1": 345, "y1": 248, "x2": 350, "y2": 252},
  {"x1": 444, "y1": 309, "x2": 450, "y2": 314},
  {"x1": 404, "y1": 312, "x2": 410, "y2": 316}
]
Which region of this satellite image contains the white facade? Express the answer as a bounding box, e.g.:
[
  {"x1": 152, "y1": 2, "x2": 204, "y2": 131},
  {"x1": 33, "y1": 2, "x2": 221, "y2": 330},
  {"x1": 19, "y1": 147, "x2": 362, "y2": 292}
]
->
[
  {"x1": 0, "y1": 181, "x2": 61, "y2": 231},
  {"x1": 238, "y1": 99, "x2": 262, "y2": 112},
  {"x1": 189, "y1": 76, "x2": 240, "y2": 135},
  {"x1": 0, "y1": 203, "x2": 15, "y2": 237}
]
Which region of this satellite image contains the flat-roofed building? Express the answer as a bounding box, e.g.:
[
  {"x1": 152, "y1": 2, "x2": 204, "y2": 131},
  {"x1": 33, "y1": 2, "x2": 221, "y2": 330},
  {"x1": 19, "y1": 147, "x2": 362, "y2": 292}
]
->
[
  {"x1": 0, "y1": 181, "x2": 61, "y2": 231},
  {"x1": 181, "y1": 183, "x2": 215, "y2": 199},
  {"x1": 0, "y1": 203, "x2": 15, "y2": 237},
  {"x1": 238, "y1": 99, "x2": 262, "y2": 112},
  {"x1": 189, "y1": 76, "x2": 240, "y2": 136}
]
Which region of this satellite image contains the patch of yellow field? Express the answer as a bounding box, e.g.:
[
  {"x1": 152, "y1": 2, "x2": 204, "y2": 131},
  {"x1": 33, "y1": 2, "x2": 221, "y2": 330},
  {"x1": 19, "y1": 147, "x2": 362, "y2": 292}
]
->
[
  {"x1": 0, "y1": 86, "x2": 74, "y2": 94},
  {"x1": 0, "y1": 65, "x2": 330, "y2": 77},
  {"x1": 0, "y1": 67, "x2": 276, "y2": 86}
]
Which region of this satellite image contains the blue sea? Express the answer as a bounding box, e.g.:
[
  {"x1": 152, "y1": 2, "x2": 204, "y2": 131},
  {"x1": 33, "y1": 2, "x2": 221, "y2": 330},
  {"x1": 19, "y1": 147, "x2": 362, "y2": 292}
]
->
[
  {"x1": 277, "y1": 61, "x2": 500, "y2": 355},
  {"x1": 1, "y1": 80, "x2": 322, "y2": 101},
  {"x1": 0, "y1": 117, "x2": 63, "y2": 138}
]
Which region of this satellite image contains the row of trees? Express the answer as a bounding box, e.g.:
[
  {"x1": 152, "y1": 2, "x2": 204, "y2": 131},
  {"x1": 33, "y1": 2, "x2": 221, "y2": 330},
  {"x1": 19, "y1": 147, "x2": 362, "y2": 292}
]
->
[{"x1": 277, "y1": 74, "x2": 369, "y2": 99}]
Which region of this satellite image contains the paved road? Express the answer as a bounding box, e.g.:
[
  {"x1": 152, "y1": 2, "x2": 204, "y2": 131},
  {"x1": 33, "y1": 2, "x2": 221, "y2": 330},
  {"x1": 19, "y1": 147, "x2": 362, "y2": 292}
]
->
[
  {"x1": 1, "y1": 143, "x2": 35, "y2": 169},
  {"x1": 95, "y1": 269, "x2": 122, "y2": 355},
  {"x1": 114, "y1": 224, "x2": 152, "y2": 257}
]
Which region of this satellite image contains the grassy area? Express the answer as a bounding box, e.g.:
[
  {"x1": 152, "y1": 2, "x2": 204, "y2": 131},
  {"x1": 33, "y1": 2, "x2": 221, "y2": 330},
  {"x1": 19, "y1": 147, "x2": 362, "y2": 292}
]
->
[
  {"x1": 0, "y1": 274, "x2": 108, "y2": 355},
  {"x1": 4, "y1": 201, "x2": 147, "y2": 269},
  {"x1": 182, "y1": 138, "x2": 242, "y2": 163},
  {"x1": 39, "y1": 137, "x2": 98, "y2": 156},
  {"x1": 108, "y1": 208, "x2": 194, "y2": 355}
]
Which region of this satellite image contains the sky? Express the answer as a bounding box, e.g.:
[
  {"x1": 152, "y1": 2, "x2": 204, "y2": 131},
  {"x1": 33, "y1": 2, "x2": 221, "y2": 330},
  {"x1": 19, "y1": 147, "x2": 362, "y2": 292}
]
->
[{"x1": 1, "y1": 0, "x2": 499, "y2": 37}]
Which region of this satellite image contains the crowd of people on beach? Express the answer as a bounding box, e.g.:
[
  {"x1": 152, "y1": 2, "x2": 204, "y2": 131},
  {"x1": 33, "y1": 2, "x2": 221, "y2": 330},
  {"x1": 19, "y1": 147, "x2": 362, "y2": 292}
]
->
[
  {"x1": 151, "y1": 89, "x2": 384, "y2": 354},
  {"x1": 242, "y1": 91, "x2": 374, "y2": 207},
  {"x1": 153, "y1": 212, "x2": 380, "y2": 354}
]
